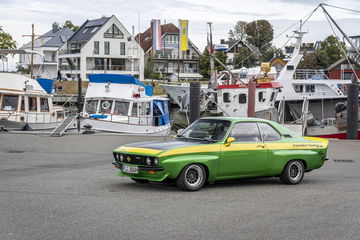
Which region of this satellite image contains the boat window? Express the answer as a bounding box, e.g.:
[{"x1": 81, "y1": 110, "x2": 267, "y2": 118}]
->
[
  {"x1": 238, "y1": 94, "x2": 247, "y2": 104},
  {"x1": 257, "y1": 122, "x2": 281, "y2": 141},
  {"x1": 99, "y1": 100, "x2": 112, "y2": 114},
  {"x1": 139, "y1": 102, "x2": 151, "y2": 116},
  {"x1": 29, "y1": 97, "x2": 37, "y2": 111},
  {"x1": 40, "y1": 98, "x2": 49, "y2": 111},
  {"x1": 258, "y1": 91, "x2": 267, "y2": 102},
  {"x1": 20, "y1": 96, "x2": 25, "y2": 111},
  {"x1": 305, "y1": 85, "x2": 315, "y2": 93},
  {"x1": 1, "y1": 95, "x2": 18, "y2": 111},
  {"x1": 229, "y1": 122, "x2": 261, "y2": 142},
  {"x1": 131, "y1": 102, "x2": 138, "y2": 117},
  {"x1": 294, "y1": 85, "x2": 303, "y2": 93},
  {"x1": 223, "y1": 92, "x2": 231, "y2": 103},
  {"x1": 270, "y1": 92, "x2": 276, "y2": 102},
  {"x1": 85, "y1": 100, "x2": 98, "y2": 114},
  {"x1": 113, "y1": 101, "x2": 129, "y2": 115}
]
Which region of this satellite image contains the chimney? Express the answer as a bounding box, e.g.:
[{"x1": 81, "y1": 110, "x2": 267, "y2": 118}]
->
[
  {"x1": 52, "y1": 23, "x2": 59, "y2": 33},
  {"x1": 220, "y1": 39, "x2": 225, "y2": 44}
]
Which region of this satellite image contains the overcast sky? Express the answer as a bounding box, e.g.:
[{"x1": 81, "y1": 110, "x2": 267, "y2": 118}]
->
[{"x1": 1, "y1": 0, "x2": 360, "y2": 54}]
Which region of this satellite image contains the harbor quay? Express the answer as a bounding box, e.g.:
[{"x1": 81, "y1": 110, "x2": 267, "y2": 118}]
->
[{"x1": 0, "y1": 133, "x2": 359, "y2": 240}]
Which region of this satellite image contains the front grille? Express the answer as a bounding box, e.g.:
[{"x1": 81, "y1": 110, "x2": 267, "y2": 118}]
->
[{"x1": 122, "y1": 154, "x2": 145, "y2": 165}]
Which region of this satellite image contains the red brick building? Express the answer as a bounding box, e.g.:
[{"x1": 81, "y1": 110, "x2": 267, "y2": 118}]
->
[{"x1": 327, "y1": 58, "x2": 360, "y2": 80}]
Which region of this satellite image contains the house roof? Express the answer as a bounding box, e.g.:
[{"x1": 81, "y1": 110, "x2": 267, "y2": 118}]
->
[
  {"x1": 21, "y1": 27, "x2": 74, "y2": 49},
  {"x1": 67, "y1": 17, "x2": 110, "y2": 42},
  {"x1": 135, "y1": 23, "x2": 201, "y2": 55},
  {"x1": 226, "y1": 39, "x2": 260, "y2": 55},
  {"x1": 327, "y1": 57, "x2": 360, "y2": 71}
]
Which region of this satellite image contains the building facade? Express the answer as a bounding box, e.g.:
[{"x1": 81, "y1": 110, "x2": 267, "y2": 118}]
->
[
  {"x1": 19, "y1": 24, "x2": 73, "y2": 79},
  {"x1": 58, "y1": 15, "x2": 144, "y2": 81},
  {"x1": 137, "y1": 23, "x2": 202, "y2": 81},
  {"x1": 327, "y1": 58, "x2": 360, "y2": 80}
]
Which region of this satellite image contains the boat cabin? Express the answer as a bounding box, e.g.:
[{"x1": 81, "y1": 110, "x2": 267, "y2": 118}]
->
[
  {"x1": 82, "y1": 74, "x2": 170, "y2": 127},
  {"x1": 0, "y1": 72, "x2": 64, "y2": 128}
]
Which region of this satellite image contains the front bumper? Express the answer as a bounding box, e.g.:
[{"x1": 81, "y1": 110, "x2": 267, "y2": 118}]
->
[{"x1": 112, "y1": 161, "x2": 168, "y2": 181}]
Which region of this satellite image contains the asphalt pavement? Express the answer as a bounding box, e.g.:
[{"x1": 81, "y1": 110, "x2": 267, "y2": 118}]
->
[{"x1": 0, "y1": 133, "x2": 359, "y2": 240}]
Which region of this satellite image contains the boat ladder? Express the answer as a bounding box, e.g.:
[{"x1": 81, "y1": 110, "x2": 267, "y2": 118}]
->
[{"x1": 51, "y1": 114, "x2": 78, "y2": 137}]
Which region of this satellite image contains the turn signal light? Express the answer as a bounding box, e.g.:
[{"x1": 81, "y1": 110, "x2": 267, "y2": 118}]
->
[{"x1": 148, "y1": 171, "x2": 156, "y2": 175}]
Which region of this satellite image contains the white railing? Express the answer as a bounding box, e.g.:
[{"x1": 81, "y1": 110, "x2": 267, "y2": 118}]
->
[
  {"x1": 89, "y1": 114, "x2": 168, "y2": 126},
  {"x1": 294, "y1": 69, "x2": 328, "y2": 80},
  {"x1": 0, "y1": 111, "x2": 65, "y2": 124}
]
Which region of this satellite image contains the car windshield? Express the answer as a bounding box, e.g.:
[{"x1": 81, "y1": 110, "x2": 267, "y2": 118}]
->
[{"x1": 176, "y1": 119, "x2": 231, "y2": 142}]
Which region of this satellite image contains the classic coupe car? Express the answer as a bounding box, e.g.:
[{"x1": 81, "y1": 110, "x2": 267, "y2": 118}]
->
[{"x1": 112, "y1": 117, "x2": 329, "y2": 191}]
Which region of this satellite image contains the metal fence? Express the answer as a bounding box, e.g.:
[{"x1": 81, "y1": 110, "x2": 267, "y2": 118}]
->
[{"x1": 0, "y1": 111, "x2": 65, "y2": 124}]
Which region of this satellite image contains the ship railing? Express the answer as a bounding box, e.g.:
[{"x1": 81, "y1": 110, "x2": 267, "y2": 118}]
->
[
  {"x1": 293, "y1": 69, "x2": 329, "y2": 80},
  {"x1": 92, "y1": 114, "x2": 168, "y2": 126},
  {"x1": 0, "y1": 111, "x2": 65, "y2": 124}
]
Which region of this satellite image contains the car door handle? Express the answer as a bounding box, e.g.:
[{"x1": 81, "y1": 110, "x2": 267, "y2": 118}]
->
[{"x1": 257, "y1": 145, "x2": 265, "y2": 148}]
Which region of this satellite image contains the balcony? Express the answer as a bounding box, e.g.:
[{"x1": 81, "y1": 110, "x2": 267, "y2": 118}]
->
[
  {"x1": 86, "y1": 65, "x2": 139, "y2": 71},
  {"x1": 58, "y1": 49, "x2": 81, "y2": 55},
  {"x1": 155, "y1": 68, "x2": 199, "y2": 73},
  {"x1": 153, "y1": 54, "x2": 199, "y2": 60}
]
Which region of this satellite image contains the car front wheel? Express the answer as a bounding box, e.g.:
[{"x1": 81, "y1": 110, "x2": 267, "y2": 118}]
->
[
  {"x1": 279, "y1": 160, "x2": 305, "y2": 184},
  {"x1": 176, "y1": 164, "x2": 206, "y2": 191}
]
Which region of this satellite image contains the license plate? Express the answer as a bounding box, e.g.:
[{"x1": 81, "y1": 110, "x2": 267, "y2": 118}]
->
[{"x1": 122, "y1": 165, "x2": 139, "y2": 174}]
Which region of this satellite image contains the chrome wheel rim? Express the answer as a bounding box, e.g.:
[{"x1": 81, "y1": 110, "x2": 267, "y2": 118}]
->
[
  {"x1": 288, "y1": 162, "x2": 303, "y2": 182},
  {"x1": 185, "y1": 165, "x2": 203, "y2": 188}
]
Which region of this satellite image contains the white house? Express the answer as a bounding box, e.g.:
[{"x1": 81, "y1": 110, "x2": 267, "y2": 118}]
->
[
  {"x1": 57, "y1": 15, "x2": 144, "y2": 81},
  {"x1": 19, "y1": 24, "x2": 73, "y2": 79}
]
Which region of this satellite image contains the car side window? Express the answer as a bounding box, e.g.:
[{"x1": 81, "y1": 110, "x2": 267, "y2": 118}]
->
[
  {"x1": 258, "y1": 122, "x2": 281, "y2": 141},
  {"x1": 229, "y1": 122, "x2": 261, "y2": 142}
]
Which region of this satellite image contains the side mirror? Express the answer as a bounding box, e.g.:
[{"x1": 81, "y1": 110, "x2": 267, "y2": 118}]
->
[{"x1": 225, "y1": 137, "x2": 235, "y2": 146}]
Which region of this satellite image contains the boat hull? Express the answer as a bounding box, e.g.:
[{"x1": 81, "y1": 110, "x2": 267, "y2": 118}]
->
[
  {"x1": 81, "y1": 118, "x2": 171, "y2": 136},
  {"x1": 0, "y1": 119, "x2": 63, "y2": 131}
]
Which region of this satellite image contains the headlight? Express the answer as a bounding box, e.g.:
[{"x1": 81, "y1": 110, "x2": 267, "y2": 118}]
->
[
  {"x1": 119, "y1": 154, "x2": 124, "y2": 162},
  {"x1": 153, "y1": 158, "x2": 158, "y2": 165},
  {"x1": 146, "y1": 157, "x2": 151, "y2": 165}
]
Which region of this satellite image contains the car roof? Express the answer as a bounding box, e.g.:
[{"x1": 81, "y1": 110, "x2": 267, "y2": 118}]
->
[{"x1": 200, "y1": 116, "x2": 272, "y2": 123}]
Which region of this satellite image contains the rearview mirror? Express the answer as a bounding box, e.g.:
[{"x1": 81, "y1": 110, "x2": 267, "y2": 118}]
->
[{"x1": 225, "y1": 137, "x2": 235, "y2": 146}]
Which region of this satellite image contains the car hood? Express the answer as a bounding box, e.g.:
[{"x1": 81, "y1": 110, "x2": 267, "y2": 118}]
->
[{"x1": 114, "y1": 139, "x2": 205, "y2": 156}]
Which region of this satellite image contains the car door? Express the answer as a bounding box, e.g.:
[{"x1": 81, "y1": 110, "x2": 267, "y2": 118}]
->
[
  {"x1": 218, "y1": 122, "x2": 267, "y2": 178},
  {"x1": 257, "y1": 122, "x2": 283, "y2": 171}
]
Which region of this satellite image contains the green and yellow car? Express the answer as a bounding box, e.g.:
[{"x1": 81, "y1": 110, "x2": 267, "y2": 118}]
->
[{"x1": 112, "y1": 117, "x2": 329, "y2": 191}]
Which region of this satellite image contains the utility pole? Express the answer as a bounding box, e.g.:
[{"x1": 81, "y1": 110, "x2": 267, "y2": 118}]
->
[
  {"x1": 30, "y1": 24, "x2": 35, "y2": 78},
  {"x1": 22, "y1": 24, "x2": 39, "y2": 78}
]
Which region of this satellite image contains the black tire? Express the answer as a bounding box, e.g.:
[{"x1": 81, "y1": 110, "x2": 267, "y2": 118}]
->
[
  {"x1": 176, "y1": 164, "x2": 207, "y2": 191},
  {"x1": 279, "y1": 160, "x2": 305, "y2": 184},
  {"x1": 131, "y1": 178, "x2": 149, "y2": 183}
]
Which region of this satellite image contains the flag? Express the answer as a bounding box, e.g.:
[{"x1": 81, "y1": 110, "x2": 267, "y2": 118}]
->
[
  {"x1": 151, "y1": 19, "x2": 162, "y2": 51},
  {"x1": 179, "y1": 20, "x2": 188, "y2": 51}
]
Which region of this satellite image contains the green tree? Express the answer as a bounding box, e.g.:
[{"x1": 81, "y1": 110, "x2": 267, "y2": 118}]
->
[
  {"x1": 233, "y1": 47, "x2": 258, "y2": 68},
  {"x1": 199, "y1": 49, "x2": 228, "y2": 79},
  {"x1": 62, "y1": 20, "x2": 79, "y2": 32},
  {"x1": 245, "y1": 20, "x2": 274, "y2": 54},
  {"x1": 298, "y1": 35, "x2": 347, "y2": 69},
  {"x1": 260, "y1": 45, "x2": 285, "y2": 62},
  {"x1": 0, "y1": 26, "x2": 17, "y2": 60},
  {"x1": 228, "y1": 21, "x2": 247, "y2": 41},
  {"x1": 16, "y1": 63, "x2": 30, "y2": 74}
]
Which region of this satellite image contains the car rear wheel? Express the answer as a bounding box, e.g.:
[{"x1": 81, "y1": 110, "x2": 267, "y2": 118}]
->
[
  {"x1": 279, "y1": 160, "x2": 305, "y2": 184},
  {"x1": 176, "y1": 164, "x2": 206, "y2": 191},
  {"x1": 131, "y1": 178, "x2": 149, "y2": 183}
]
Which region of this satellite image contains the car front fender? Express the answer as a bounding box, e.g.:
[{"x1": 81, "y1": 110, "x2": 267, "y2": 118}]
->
[{"x1": 160, "y1": 154, "x2": 219, "y2": 180}]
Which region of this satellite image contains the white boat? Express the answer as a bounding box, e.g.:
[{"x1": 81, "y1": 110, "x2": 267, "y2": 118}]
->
[
  {"x1": 0, "y1": 72, "x2": 66, "y2": 130},
  {"x1": 81, "y1": 74, "x2": 171, "y2": 135}
]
